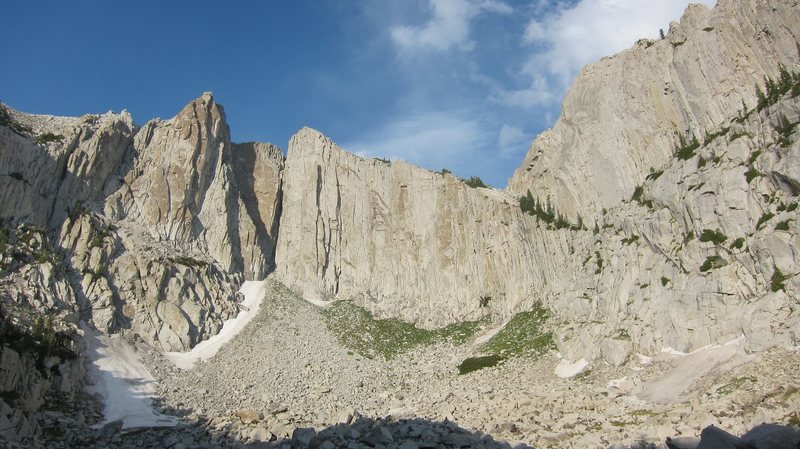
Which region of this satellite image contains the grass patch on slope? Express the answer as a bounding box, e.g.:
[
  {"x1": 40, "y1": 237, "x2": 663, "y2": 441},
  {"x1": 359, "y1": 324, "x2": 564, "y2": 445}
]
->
[
  {"x1": 459, "y1": 304, "x2": 554, "y2": 375},
  {"x1": 321, "y1": 301, "x2": 485, "y2": 360}
]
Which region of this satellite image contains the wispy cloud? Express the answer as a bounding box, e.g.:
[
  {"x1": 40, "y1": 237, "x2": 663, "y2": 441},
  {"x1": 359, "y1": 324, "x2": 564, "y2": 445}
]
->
[
  {"x1": 390, "y1": 0, "x2": 512, "y2": 53},
  {"x1": 342, "y1": 111, "x2": 493, "y2": 173},
  {"x1": 500, "y1": 0, "x2": 717, "y2": 108},
  {"x1": 498, "y1": 124, "x2": 529, "y2": 157}
]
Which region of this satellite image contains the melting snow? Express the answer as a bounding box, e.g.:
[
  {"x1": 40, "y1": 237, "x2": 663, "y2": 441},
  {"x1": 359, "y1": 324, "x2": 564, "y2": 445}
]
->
[
  {"x1": 84, "y1": 326, "x2": 178, "y2": 430},
  {"x1": 165, "y1": 280, "x2": 268, "y2": 370}
]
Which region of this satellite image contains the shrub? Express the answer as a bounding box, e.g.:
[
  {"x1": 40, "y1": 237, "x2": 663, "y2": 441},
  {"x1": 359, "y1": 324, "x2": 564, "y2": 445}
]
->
[
  {"x1": 756, "y1": 212, "x2": 775, "y2": 230},
  {"x1": 699, "y1": 229, "x2": 727, "y2": 245},
  {"x1": 661, "y1": 277, "x2": 670, "y2": 287},
  {"x1": 621, "y1": 235, "x2": 639, "y2": 245},
  {"x1": 775, "y1": 115, "x2": 797, "y2": 148},
  {"x1": 744, "y1": 168, "x2": 763, "y2": 183},
  {"x1": 168, "y1": 256, "x2": 208, "y2": 268},
  {"x1": 675, "y1": 134, "x2": 700, "y2": 160},
  {"x1": 646, "y1": 169, "x2": 663, "y2": 181},
  {"x1": 775, "y1": 220, "x2": 791, "y2": 231},
  {"x1": 730, "y1": 237, "x2": 745, "y2": 250},
  {"x1": 464, "y1": 176, "x2": 489, "y2": 189},
  {"x1": 700, "y1": 255, "x2": 723, "y2": 272},
  {"x1": 458, "y1": 355, "x2": 504, "y2": 375},
  {"x1": 35, "y1": 133, "x2": 64, "y2": 145},
  {"x1": 771, "y1": 266, "x2": 788, "y2": 292},
  {"x1": 595, "y1": 251, "x2": 604, "y2": 274},
  {"x1": 0, "y1": 106, "x2": 33, "y2": 136},
  {"x1": 704, "y1": 126, "x2": 730, "y2": 145},
  {"x1": 756, "y1": 67, "x2": 800, "y2": 112}
]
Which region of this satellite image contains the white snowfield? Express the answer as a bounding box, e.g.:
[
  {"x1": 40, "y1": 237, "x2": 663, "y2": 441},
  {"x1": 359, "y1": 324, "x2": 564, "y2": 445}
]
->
[
  {"x1": 165, "y1": 280, "x2": 268, "y2": 370},
  {"x1": 83, "y1": 325, "x2": 179, "y2": 430}
]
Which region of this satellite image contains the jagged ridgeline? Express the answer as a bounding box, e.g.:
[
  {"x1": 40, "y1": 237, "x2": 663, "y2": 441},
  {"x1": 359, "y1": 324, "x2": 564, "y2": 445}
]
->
[{"x1": 0, "y1": 0, "x2": 799, "y2": 442}]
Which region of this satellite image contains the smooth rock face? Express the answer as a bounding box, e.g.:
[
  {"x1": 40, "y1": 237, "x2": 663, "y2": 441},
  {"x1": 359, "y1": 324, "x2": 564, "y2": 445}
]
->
[
  {"x1": 275, "y1": 127, "x2": 581, "y2": 327},
  {"x1": 274, "y1": 0, "x2": 800, "y2": 362},
  {"x1": 508, "y1": 0, "x2": 800, "y2": 220}
]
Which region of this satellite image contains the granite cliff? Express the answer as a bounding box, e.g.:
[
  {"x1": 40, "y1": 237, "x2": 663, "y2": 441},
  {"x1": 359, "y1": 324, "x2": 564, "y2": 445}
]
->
[{"x1": 0, "y1": 0, "x2": 799, "y2": 445}]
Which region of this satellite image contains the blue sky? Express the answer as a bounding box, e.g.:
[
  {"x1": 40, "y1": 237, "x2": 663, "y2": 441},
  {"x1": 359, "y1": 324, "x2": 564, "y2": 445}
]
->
[{"x1": 1, "y1": 0, "x2": 713, "y2": 187}]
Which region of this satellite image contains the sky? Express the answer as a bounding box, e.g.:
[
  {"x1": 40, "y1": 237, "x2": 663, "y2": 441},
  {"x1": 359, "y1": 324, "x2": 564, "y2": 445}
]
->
[{"x1": 1, "y1": 0, "x2": 714, "y2": 188}]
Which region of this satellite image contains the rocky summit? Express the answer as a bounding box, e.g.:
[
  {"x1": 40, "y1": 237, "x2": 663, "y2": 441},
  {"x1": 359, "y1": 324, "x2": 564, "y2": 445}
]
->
[{"x1": 1, "y1": 0, "x2": 799, "y2": 448}]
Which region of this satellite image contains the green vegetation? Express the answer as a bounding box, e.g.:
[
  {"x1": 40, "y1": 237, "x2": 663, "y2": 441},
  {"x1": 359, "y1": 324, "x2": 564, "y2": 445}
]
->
[
  {"x1": 519, "y1": 190, "x2": 584, "y2": 230},
  {"x1": 745, "y1": 168, "x2": 763, "y2": 183},
  {"x1": 438, "y1": 168, "x2": 451, "y2": 175},
  {"x1": 756, "y1": 66, "x2": 800, "y2": 112},
  {"x1": 481, "y1": 306, "x2": 553, "y2": 358},
  {"x1": 463, "y1": 176, "x2": 489, "y2": 189},
  {"x1": 688, "y1": 182, "x2": 706, "y2": 192},
  {"x1": 756, "y1": 212, "x2": 775, "y2": 230},
  {"x1": 595, "y1": 252, "x2": 605, "y2": 273},
  {"x1": 458, "y1": 305, "x2": 554, "y2": 375},
  {"x1": 661, "y1": 277, "x2": 670, "y2": 287},
  {"x1": 730, "y1": 237, "x2": 745, "y2": 250},
  {"x1": 168, "y1": 256, "x2": 208, "y2": 268},
  {"x1": 775, "y1": 115, "x2": 798, "y2": 148},
  {"x1": 771, "y1": 266, "x2": 788, "y2": 292},
  {"x1": 700, "y1": 255, "x2": 723, "y2": 272},
  {"x1": 458, "y1": 355, "x2": 504, "y2": 375},
  {"x1": 702, "y1": 26, "x2": 715, "y2": 32},
  {"x1": 716, "y1": 376, "x2": 756, "y2": 395},
  {"x1": 35, "y1": 133, "x2": 64, "y2": 145},
  {"x1": 0, "y1": 307, "x2": 76, "y2": 376},
  {"x1": 675, "y1": 134, "x2": 700, "y2": 160},
  {"x1": 0, "y1": 105, "x2": 32, "y2": 137},
  {"x1": 729, "y1": 130, "x2": 750, "y2": 141},
  {"x1": 66, "y1": 201, "x2": 91, "y2": 222},
  {"x1": 322, "y1": 301, "x2": 485, "y2": 360},
  {"x1": 787, "y1": 412, "x2": 800, "y2": 427},
  {"x1": 749, "y1": 150, "x2": 762, "y2": 164},
  {"x1": 645, "y1": 169, "x2": 663, "y2": 181},
  {"x1": 374, "y1": 157, "x2": 391, "y2": 164},
  {"x1": 697, "y1": 156, "x2": 707, "y2": 169},
  {"x1": 703, "y1": 126, "x2": 730, "y2": 145},
  {"x1": 479, "y1": 296, "x2": 491, "y2": 308},
  {"x1": 699, "y1": 229, "x2": 727, "y2": 245},
  {"x1": 775, "y1": 220, "x2": 791, "y2": 231},
  {"x1": 82, "y1": 265, "x2": 107, "y2": 283},
  {"x1": 631, "y1": 185, "x2": 653, "y2": 208},
  {"x1": 621, "y1": 235, "x2": 639, "y2": 245}
]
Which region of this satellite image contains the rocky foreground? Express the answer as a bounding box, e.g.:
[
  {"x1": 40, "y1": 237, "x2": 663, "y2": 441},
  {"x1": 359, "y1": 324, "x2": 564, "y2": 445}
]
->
[{"x1": 11, "y1": 278, "x2": 795, "y2": 449}]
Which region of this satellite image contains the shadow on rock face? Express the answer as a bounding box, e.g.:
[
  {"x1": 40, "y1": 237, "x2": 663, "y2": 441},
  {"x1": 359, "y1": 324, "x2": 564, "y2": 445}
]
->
[{"x1": 32, "y1": 409, "x2": 536, "y2": 449}]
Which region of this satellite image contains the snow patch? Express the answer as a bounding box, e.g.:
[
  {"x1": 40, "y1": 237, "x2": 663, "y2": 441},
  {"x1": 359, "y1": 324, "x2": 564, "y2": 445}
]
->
[
  {"x1": 555, "y1": 358, "x2": 589, "y2": 378},
  {"x1": 84, "y1": 325, "x2": 178, "y2": 430},
  {"x1": 165, "y1": 280, "x2": 268, "y2": 370}
]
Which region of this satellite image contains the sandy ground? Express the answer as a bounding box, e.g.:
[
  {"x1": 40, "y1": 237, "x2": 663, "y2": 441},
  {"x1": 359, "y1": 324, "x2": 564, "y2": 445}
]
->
[{"x1": 164, "y1": 280, "x2": 268, "y2": 370}]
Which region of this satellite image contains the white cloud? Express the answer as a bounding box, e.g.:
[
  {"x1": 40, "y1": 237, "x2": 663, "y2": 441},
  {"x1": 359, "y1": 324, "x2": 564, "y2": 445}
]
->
[
  {"x1": 502, "y1": 0, "x2": 716, "y2": 108},
  {"x1": 343, "y1": 111, "x2": 492, "y2": 172},
  {"x1": 390, "y1": 0, "x2": 512, "y2": 53},
  {"x1": 498, "y1": 124, "x2": 529, "y2": 157}
]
